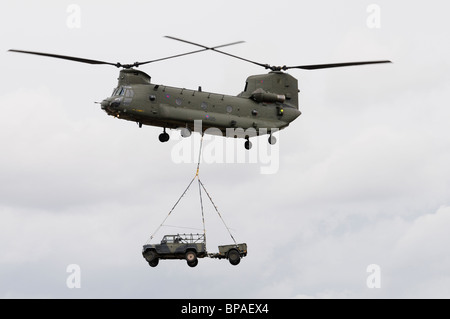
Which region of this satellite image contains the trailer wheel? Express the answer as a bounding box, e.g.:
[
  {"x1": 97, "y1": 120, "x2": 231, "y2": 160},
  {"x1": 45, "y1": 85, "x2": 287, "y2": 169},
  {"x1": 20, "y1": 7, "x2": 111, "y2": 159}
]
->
[
  {"x1": 185, "y1": 251, "x2": 197, "y2": 263},
  {"x1": 228, "y1": 249, "x2": 241, "y2": 266}
]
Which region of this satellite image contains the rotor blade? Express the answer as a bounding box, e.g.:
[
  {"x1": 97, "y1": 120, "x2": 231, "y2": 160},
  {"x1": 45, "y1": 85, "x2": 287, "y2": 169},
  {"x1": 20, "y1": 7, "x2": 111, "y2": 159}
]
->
[
  {"x1": 207, "y1": 48, "x2": 271, "y2": 69},
  {"x1": 164, "y1": 37, "x2": 393, "y2": 71},
  {"x1": 287, "y1": 60, "x2": 392, "y2": 70},
  {"x1": 164, "y1": 36, "x2": 270, "y2": 69},
  {"x1": 8, "y1": 49, "x2": 120, "y2": 67},
  {"x1": 164, "y1": 36, "x2": 211, "y2": 49},
  {"x1": 136, "y1": 48, "x2": 211, "y2": 66},
  {"x1": 10, "y1": 38, "x2": 246, "y2": 69},
  {"x1": 138, "y1": 39, "x2": 246, "y2": 66}
]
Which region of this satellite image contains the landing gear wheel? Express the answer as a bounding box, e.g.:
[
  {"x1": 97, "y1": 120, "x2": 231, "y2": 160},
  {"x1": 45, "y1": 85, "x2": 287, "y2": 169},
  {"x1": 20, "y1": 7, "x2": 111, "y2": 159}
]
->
[
  {"x1": 148, "y1": 258, "x2": 159, "y2": 267},
  {"x1": 268, "y1": 135, "x2": 277, "y2": 145},
  {"x1": 159, "y1": 131, "x2": 170, "y2": 142},
  {"x1": 187, "y1": 259, "x2": 198, "y2": 268},
  {"x1": 228, "y1": 249, "x2": 241, "y2": 266},
  {"x1": 244, "y1": 139, "x2": 252, "y2": 150},
  {"x1": 180, "y1": 127, "x2": 192, "y2": 138}
]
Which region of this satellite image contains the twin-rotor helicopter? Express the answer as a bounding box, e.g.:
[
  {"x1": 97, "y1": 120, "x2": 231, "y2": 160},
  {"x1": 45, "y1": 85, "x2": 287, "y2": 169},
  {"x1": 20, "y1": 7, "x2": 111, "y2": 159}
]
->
[{"x1": 9, "y1": 36, "x2": 391, "y2": 149}]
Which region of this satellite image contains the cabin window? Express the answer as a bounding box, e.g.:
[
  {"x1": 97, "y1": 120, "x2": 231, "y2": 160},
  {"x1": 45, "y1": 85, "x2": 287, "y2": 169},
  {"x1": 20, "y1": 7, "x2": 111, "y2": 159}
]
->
[
  {"x1": 201, "y1": 102, "x2": 208, "y2": 110},
  {"x1": 226, "y1": 105, "x2": 233, "y2": 113},
  {"x1": 161, "y1": 236, "x2": 175, "y2": 244},
  {"x1": 125, "y1": 89, "x2": 134, "y2": 98},
  {"x1": 123, "y1": 89, "x2": 134, "y2": 106}
]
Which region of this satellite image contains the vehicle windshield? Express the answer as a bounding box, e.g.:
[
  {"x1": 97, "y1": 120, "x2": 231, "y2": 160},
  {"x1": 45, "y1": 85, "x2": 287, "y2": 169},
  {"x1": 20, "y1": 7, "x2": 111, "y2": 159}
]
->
[{"x1": 161, "y1": 236, "x2": 174, "y2": 244}]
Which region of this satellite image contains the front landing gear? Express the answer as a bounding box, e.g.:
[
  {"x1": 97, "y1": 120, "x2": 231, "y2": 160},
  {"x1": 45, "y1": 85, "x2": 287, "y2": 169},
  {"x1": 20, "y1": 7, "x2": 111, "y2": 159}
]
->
[
  {"x1": 159, "y1": 128, "x2": 170, "y2": 143},
  {"x1": 244, "y1": 137, "x2": 252, "y2": 150}
]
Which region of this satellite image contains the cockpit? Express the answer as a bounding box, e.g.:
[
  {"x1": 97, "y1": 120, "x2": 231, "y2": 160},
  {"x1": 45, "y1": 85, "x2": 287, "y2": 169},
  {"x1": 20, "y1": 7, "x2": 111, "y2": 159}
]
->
[
  {"x1": 112, "y1": 86, "x2": 125, "y2": 96},
  {"x1": 111, "y1": 86, "x2": 134, "y2": 106}
]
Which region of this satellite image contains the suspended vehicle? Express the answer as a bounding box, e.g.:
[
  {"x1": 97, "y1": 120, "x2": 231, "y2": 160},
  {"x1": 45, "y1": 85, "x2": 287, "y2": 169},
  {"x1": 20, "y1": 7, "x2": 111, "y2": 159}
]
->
[{"x1": 142, "y1": 233, "x2": 247, "y2": 267}]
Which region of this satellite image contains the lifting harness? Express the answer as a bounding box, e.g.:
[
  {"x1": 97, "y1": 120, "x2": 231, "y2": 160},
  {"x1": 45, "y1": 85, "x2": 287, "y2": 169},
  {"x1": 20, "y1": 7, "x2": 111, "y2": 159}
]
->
[{"x1": 145, "y1": 134, "x2": 237, "y2": 249}]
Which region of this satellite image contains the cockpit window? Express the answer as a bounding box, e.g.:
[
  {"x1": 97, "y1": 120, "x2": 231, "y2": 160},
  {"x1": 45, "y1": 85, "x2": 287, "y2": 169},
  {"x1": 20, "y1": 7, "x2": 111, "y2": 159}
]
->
[{"x1": 112, "y1": 87, "x2": 125, "y2": 96}]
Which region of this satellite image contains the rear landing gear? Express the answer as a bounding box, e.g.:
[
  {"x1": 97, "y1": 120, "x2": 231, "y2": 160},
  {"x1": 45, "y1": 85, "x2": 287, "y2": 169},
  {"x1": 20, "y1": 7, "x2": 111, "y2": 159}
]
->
[
  {"x1": 268, "y1": 134, "x2": 277, "y2": 145},
  {"x1": 159, "y1": 128, "x2": 170, "y2": 143},
  {"x1": 180, "y1": 127, "x2": 192, "y2": 138}
]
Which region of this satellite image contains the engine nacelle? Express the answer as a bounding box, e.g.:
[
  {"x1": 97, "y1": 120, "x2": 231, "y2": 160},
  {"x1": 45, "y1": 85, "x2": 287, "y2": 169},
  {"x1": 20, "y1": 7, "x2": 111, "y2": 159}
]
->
[{"x1": 250, "y1": 88, "x2": 285, "y2": 103}]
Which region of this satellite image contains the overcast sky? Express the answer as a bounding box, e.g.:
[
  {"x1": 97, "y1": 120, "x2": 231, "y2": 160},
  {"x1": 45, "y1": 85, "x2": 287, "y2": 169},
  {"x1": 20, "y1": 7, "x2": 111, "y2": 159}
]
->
[{"x1": 1, "y1": 0, "x2": 450, "y2": 298}]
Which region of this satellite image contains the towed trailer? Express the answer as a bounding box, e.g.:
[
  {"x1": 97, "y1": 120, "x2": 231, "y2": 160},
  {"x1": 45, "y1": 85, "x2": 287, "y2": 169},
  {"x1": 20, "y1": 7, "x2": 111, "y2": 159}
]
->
[
  {"x1": 208, "y1": 243, "x2": 247, "y2": 265},
  {"x1": 142, "y1": 233, "x2": 247, "y2": 267}
]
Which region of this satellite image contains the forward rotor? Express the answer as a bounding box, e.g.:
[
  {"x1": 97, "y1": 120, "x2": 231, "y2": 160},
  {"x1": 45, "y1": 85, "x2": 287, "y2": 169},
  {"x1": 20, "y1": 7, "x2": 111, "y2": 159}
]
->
[{"x1": 8, "y1": 39, "x2": 245, "y2": 69}]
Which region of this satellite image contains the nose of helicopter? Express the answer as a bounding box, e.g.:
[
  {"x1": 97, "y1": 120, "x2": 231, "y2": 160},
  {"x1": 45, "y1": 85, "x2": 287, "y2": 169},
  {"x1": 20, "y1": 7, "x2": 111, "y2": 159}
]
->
[
  {"x1": 100, "y1": 99, "x2": 109, "y2": 110},
  {"x1": 100, "y1": 97, "x2": 122, "y2": 110}
]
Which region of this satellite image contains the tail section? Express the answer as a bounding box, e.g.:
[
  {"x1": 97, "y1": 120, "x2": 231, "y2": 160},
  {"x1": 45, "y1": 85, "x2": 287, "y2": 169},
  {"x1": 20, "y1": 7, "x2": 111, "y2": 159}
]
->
[{"x1": 239, "y1": 71, "x2": 299, "y2": 108}]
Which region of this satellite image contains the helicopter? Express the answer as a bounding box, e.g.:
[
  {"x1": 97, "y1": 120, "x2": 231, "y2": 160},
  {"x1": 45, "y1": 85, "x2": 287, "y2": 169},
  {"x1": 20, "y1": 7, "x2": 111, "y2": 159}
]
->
[{"x1": 9, "y1": 36, "x2": 391, "y2": 150}]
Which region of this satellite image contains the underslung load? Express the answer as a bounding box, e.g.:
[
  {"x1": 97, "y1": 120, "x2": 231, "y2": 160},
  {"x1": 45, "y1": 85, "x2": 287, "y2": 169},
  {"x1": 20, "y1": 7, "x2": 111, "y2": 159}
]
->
[
  {"x1": 142, "y1": 136, "x2": 247, "y2": 268},
  {"x1": 142, "y1": 233, "x2": 247, "y2": 267}
]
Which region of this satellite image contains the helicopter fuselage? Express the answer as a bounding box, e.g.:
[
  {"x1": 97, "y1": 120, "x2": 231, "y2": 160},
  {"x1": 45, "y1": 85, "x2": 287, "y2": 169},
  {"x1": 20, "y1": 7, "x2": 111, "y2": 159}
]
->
[{"x1": 100, "y1": 69, "x2": 302, "y2": 139}]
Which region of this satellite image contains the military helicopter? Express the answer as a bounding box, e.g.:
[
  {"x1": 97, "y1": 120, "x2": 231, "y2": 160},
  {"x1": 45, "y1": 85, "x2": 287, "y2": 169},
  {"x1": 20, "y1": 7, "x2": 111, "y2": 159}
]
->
[{"x1": 9, "y1": 36, "x2": 391, "y2": 149}]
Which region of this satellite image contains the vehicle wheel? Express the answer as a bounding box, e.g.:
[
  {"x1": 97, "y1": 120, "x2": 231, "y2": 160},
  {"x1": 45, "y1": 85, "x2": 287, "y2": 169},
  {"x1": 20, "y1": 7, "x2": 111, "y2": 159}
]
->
[
  {"x1": 228, "y1": 249, "x2": 241, "y2": 266},
  {"x1": 185, "y1": 251, "x2": 197, "y2": 263},
  {"x1": 149, "y1": 258, "x2": 159, "y2": 267},
  {"x1": 144, "y1": 250, "x2": 157, "y2": 262},
  {"x1": 244, "y1": 140, "x2": 252, "y2": 150},
  {"x1": 187, "y1": 259, "x2": 198, "y2": 268}
]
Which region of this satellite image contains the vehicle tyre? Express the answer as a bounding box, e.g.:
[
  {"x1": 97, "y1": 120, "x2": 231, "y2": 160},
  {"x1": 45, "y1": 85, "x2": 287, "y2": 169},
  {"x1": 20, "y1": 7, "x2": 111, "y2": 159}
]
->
[
  {"x1": 228, "y1": 249, "x2": 241, "y2": 266},
  {"x1": 185, "y1": 251, "x2": 197, "y2": 263},
  {"x1": 187, "y1": 259, "x2": 198, "y2": 268},
  {"x1": 149, "y1": 258, "x2": 159, "y2": 267},
  {"x1": 144, "y1": 250, "x2": 157, "y2": 262},
  {"x1": 244, "y1": 140, "x2": 252, "y2": 150}
]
